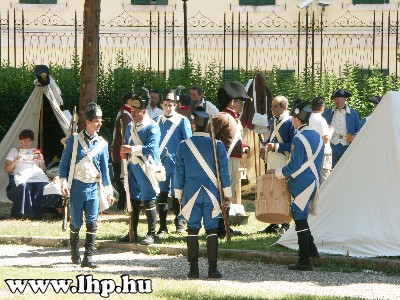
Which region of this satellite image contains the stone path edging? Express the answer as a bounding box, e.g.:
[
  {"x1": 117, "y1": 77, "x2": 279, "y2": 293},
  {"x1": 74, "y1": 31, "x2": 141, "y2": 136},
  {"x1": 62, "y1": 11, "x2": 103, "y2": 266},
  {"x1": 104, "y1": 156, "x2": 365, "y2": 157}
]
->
[{"x1": 1, "y1": 235, "x2": 399, "y2": 274}]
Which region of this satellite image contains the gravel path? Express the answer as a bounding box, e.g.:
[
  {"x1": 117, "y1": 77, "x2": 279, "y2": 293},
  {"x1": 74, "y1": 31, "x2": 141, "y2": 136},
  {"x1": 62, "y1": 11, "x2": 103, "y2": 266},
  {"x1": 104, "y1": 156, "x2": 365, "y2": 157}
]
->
[{"x1": 0, "y1": 244, "x2": 399, "y2": 299}]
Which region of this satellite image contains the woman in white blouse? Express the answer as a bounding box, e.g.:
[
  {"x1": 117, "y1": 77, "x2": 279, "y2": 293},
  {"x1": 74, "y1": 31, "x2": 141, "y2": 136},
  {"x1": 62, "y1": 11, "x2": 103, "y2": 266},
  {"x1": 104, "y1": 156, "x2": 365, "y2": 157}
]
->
[{"x1": 4, "y1": 129, "x2": 49, "y2": 219}]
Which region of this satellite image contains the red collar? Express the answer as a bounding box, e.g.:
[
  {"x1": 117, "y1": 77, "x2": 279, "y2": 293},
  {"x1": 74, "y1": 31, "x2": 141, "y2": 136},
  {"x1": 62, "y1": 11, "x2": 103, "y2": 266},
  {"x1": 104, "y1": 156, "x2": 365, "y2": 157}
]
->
[
  {"x1": 180, "y1": 106, "x2": 189, "y2": 111},
  {"x1": 122, "y1": 104, "x2": 131, "y2": 112},
  {"x1": 224, "y1": 108, "x2": 239, "y2": 119}
]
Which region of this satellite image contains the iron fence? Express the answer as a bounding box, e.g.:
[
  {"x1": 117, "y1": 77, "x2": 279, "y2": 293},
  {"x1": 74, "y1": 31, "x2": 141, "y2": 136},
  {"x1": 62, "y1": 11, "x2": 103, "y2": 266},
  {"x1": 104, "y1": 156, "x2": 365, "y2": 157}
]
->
[{"x1": 0, "y1": 8, "x2": 399, "y2": 76}]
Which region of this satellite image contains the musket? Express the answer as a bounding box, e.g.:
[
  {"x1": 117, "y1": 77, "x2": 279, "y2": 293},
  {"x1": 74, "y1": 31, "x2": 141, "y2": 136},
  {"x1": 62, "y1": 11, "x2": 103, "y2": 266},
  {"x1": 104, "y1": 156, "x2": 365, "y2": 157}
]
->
[
  {"x1": 120, "y1": 118, "x2": 134, "y2": 242},
  {"x1": 62, "y1": 106, "x2": 77, "y2": 232},
  {"x1": 209, "y1": 117, "x2": 231, "y2": 241}
]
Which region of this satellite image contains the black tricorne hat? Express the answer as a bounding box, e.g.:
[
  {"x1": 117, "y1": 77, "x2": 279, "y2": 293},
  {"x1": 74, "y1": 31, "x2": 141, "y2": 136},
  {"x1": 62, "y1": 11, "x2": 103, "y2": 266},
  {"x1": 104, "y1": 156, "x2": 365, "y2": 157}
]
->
[
  {"x1": 367, "y1": 96, "x2": 381, "y2": 105},
  {"x1": 331, "y1": 89, "x2": 352, "y2": 100},
  {"x1": 291, "y1": 101, "x2": 312, "y2": 122},
  {"x1": 131, "y1": 94, "x2": 148, "y2": 109},
  {"x1": 35, "y1": 65, "x2": 50, "y2": 86},
  {"x1": 217, "y1": 81, "x2": 251, "y2": 110},
  {"x1": 84, "y1": 102, "x2": 102, "y2": 121},
  {"x1": 192, "y1": 106, "x2": 209, "y2": 127}
]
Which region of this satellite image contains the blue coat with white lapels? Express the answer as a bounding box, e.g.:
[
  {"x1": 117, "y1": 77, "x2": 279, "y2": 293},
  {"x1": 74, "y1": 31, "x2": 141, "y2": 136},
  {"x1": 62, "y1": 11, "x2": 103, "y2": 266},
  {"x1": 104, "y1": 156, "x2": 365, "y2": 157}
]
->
[
  {"x1": 125, "y1": 114, "x2": 161, "y2": 200},
  {"x1": 154, "y1": 113, "x2": 192, "y2": 172},
  {"x1": 322, "y1": 106, "x2": 360, "y2": 136},
  {"x1": 154, "y1": 113, "x2": 192, "y2": 195},
  {"x1": 174, "y1": 132, "x2": 232, "y2": 224},
  {"x1": 275, "y1": 126, "x2": 324, "y2": 219}
]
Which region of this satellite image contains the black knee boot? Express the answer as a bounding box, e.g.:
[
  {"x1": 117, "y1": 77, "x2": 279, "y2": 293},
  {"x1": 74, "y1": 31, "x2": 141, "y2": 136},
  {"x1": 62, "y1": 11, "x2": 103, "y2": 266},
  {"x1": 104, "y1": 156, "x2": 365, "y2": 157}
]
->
[
  {"x1": 70, "y1": 225, "x2": 81, "y2": 264},
  {"x1": 142, "y1": 201, "x2": 157, "y2": 245},
  {"x1": 156, "y1": 192, "x2": 169, "y2": 239},
  {"x1": 172, "y1": 196, "x2": 185, "y2": 233},
  {"x1": 187, "y1": 228, "x2": 200, "y2": 278},
  {"x1": 307, "y1": 224, "x2": 320, "y2": 258},
  {"x1": 81, "y1": 222, "x2": 98, "y2": 269},
  {"x1": 288, "y1": 220, "x2": 313, "y2": 271},
  {"x1": 206, "y1": 231, "x2": 222, "y2": 278}
]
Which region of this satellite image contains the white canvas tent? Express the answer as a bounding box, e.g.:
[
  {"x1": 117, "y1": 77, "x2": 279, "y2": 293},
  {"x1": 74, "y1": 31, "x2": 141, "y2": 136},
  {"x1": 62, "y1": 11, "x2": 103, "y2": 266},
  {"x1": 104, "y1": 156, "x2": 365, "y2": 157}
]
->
[
  {"x1": 278, "y1": 91, "x2": 400, "y2": 257},
  {"x1": 0, "y1": 77, "x2": 70, "y2": 202}
]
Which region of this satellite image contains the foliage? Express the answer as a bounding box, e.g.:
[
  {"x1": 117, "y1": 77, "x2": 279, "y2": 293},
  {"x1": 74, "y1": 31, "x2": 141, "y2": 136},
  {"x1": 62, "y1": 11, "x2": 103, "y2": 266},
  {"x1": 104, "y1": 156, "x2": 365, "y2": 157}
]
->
[{"x1": 0, "y1": 59, "x2": 398, "y2": 142}]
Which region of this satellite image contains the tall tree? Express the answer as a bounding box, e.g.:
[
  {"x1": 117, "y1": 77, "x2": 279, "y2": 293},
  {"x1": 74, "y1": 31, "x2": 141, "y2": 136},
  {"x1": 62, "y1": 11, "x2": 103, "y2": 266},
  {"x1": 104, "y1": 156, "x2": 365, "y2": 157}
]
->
[{"x1": 79, "y1": 0, "x2": 101, "y2": 129}]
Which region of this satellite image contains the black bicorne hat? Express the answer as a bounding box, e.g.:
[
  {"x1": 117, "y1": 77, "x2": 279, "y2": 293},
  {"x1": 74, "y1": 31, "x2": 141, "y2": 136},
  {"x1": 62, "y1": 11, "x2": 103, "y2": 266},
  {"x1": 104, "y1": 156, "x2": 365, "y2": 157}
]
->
[
  {"x1": 217, "y1": 81, "x2": 251, "y2": 110},
  {"x1": 84, "y1": 102, "x2": 103, "y2": 120},
  {"x1": 34, "y1": 65, "x2": 50, "y2": 86},
  {"x1": 192, "y1": 106, "x2": 209, "y2": 127},
  {"x1": 291, "y1": 101, "x2": 312, "y2": 122}
]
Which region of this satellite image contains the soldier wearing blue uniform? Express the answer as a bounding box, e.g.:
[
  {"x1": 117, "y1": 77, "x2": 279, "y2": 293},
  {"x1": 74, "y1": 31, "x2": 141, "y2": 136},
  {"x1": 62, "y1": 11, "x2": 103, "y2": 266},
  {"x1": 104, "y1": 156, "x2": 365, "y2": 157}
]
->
[
  {"x1": 175, "y1": 107, "x2": 232, "y2": 279},
  {"x1": 119, "y1": 95, "x2": 161, "y2": 245},
  {"x1": 322, "y1": 89, "x2": 360, "y2": 168},
  {"x1": 154, "y1": 89, "x2": 192, "y2": 238},
  {"x1": 259, "y1": 96, "x2": 297, "y2": 234},
  {"x1": 271, "y1": 102, "x2": 324, "y2": 271},
  {"x1": 60, "y1": 102, "x2": 114, "y2": 268}
]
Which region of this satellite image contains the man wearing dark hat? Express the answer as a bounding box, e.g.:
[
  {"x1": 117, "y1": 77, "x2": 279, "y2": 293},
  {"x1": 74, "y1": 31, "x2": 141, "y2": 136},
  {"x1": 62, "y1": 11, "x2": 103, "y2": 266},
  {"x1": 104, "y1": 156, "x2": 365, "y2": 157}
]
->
[
  {"x1": 322, "y1": 89, "x2": 360, "y2": 168},
  {"x1": 119, "y1": 95, "x2": 161, "y2": 245},
  {"x1": 212, "y1": 81, "x2": 251, "y2": 237},
  {"x1": 175, "y1": 107, "x2": 232, "y2": 279},
  {"x1": 59, "y1": 102, "x2": 114, "y2": 268},
  {"x1": 258, "y1": 95, "x2": 296, "y2": 234},
  {"x1": 268, "y1": 102, "x2": 324, "y2": 271},
  {"x1": 189, "y1": 85, "x2": 219, "y2": 117},
  {"x1": 34, "y1": 65, "x2": 50, "y2": 86},
  {"x1": 110, "y1": 91, "x2": 136, "y2": 210},
  {"x1": 154, "y1": 89, "x2": 192, "y2": 238}
]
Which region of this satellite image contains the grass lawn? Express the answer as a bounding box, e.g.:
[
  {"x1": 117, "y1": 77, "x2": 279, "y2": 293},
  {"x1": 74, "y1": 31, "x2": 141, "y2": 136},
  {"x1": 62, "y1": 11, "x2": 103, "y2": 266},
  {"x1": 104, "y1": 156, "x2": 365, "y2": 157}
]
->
[{"x1": 0, "y1": 197, "x2": 292, "y2": 253}]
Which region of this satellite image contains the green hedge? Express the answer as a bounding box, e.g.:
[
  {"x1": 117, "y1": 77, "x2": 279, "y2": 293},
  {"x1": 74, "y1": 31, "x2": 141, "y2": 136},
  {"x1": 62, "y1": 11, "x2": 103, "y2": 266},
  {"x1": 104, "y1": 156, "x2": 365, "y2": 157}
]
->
[{"x1": 1, "y1": 56, "x2": 398, "y2": 143}]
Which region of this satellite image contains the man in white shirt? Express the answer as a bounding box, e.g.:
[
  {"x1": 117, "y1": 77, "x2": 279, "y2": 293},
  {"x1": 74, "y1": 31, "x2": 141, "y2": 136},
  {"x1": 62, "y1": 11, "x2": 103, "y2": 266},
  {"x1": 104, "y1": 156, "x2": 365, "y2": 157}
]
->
[
  {"x1": 322, "y1": 89, "x2": 360, "y2": 168},
  {"x1": 146, "y1": 90, "x2": 163, "y2": 119},
  {"x1": 189, "y1": 85, "x2": 219, "y2": 117},
  {"x1": 309, "y1": 96, "x2": 333, "y2": 184}
]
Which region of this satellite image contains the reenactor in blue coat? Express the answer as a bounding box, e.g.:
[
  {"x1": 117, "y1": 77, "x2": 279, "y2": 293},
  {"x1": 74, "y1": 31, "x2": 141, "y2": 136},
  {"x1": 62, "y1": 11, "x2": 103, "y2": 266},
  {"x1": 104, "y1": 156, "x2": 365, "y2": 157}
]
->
[
  {"x1": 119, "y1": 95, "x2": 161, "y2": 245},
  {"x1": 258, "y1": 96, "x2": 297, "y2": 234},
  {"x1": 270, "y1": 102, "x2": 324, "y2": 271},
  {"x1": 175, "y1": 107, "x2": 232, "y2": 279},
  {"x1": 322, "y1": 89, "x2": 360, "y2": 168},
  {"x1": 60, "y1": 102, "x2": 114, "y2": 268},
  {"x1": 154, "y1": 89, "x2": 192, "y2": 238}
]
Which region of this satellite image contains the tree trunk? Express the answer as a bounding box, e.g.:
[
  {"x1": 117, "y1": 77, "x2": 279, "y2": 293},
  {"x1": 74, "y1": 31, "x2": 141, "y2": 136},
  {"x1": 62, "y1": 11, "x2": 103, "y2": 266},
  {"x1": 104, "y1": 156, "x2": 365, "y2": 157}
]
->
[{"x1": 79, "y1": 0, "x2": 101, "y2": 130}]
